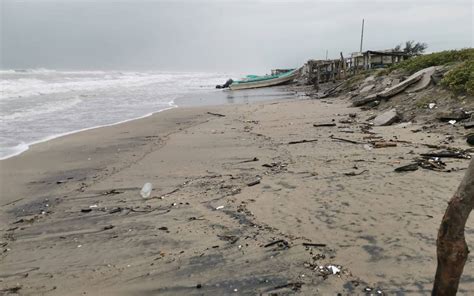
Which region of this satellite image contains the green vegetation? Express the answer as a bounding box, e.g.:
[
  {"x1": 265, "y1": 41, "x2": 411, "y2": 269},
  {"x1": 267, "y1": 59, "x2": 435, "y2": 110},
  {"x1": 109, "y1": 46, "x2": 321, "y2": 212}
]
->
[
  {"x1": 391, "y1": 48, "x2": 474, "y2": 95},
  {"x1": 415, "y1": 95, "x2": 435, "y2": 108},
  {"x1": 343, "y1": 72, "x2": 366, "y2": 88},
  {"x1": 391, "y1": 48, "x2": 473, "y2": 74},
  {"x1": 441, "y1": 59, "x2": 474, "y2": 95}
]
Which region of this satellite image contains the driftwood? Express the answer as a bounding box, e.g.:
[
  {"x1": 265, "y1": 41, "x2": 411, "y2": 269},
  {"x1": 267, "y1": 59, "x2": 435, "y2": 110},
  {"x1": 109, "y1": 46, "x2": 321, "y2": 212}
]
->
[
  {"x1": 288, "y1": 139, "x2": 318, "y2": 145},
  {"x1": 313, "y1": 123, "x2": 337, "y2": 127},
  {"x1": 302, "y1": 242, "x2": 327, "y2": 247},
  {"x1": 207, "y1": 112, "x2": 226, "y2": 117},
  {"x1": 264, "y1": 239, "x2": 289, "y2": 248},
  {"x1": 433, "y1": 159, "x2": 474, "y2": 295},
  {"x1": 329, "y1": 135, "x2": 364, "y2": 144},
  {"x1": 373, "y1": 141, "x2": 397, "y2": 148},
  {"x1": 421, "y1": 150, "x2": 471, "y2": 160}
]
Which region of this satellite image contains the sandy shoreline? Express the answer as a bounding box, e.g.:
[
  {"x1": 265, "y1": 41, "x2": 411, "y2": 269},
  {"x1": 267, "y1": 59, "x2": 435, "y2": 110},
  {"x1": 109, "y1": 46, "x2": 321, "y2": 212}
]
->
[{"x1": 1, "y1": 92, "x2": 473, "y2": 295}]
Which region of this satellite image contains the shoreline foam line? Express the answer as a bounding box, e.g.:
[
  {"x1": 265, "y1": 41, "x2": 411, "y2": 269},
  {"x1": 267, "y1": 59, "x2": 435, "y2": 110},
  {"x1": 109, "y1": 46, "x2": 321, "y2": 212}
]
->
[{"x1": 0, "y1": 102, "x2": 178, "y2": 161}]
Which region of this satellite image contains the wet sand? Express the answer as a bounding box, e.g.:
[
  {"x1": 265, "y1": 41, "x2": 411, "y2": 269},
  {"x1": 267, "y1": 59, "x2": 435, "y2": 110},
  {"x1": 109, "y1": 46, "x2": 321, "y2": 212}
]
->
[{"x1": 1, "y1": 92, "x2": 473, "y2": 295}]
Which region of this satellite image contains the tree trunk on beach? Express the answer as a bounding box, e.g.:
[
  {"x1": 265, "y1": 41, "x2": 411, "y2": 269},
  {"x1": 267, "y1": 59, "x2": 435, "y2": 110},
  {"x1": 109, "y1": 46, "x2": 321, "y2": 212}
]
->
[{"x1": 433, "y1": 159, "x2": 474, "y2": 295}]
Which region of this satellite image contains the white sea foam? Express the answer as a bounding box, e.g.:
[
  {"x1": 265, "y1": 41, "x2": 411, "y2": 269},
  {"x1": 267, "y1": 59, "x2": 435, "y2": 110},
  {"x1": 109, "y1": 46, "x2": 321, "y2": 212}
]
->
[
  {"x1": 1, "y1": 96, "x2": 83, "y2": 121},
  {"x1": 0, "y1": 70, "x2": 229, "y2": 160},
  {"x1": 0, "y1": 72, "x2": 178, "y2": 100}
]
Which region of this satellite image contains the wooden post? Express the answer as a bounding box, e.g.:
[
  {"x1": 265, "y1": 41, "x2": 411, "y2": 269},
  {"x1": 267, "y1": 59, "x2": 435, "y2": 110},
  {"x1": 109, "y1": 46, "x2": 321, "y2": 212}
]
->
[
  {"x1": 315, "y1": 65, "x2": 320, "y2": 91},
  {"x1": 308, "y1": 61, "x2": 314, "y2": 86},
  {"x1": 433, "y1": 159, "x2": 474, "y2": 295},
  {"x1": 340, "y1": 52, "x2": 347, "y2": 79}
]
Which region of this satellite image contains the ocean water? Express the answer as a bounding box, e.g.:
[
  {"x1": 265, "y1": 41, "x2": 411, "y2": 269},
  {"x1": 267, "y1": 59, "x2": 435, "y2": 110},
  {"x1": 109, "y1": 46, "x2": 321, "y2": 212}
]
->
[{"x1": 0, "y1": 69, "x2": 230, "y2": 159}]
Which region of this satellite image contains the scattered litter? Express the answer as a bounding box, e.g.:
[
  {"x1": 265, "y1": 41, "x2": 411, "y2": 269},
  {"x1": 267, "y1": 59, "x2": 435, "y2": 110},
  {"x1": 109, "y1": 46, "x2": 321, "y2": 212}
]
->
[
  {"x1": 417, "y1": 157, "x2": 447, "y2": 171},
  {"x1": 207, "y1": 111, "x2": 226, "y2": 117},
  {"x1": 363, "y1": 144, "x2": 373, "y2": 151},
  {"x1": 81, "y1": 208, "x2": 92, "y2": 213},
  {"x1": 238, "y1": 157, "x2": 259, "y2": 163},
  {"x1": 0, "y1": 286, "x2": 22, "y2": 294},
  {"x1": 429, "y1": 103, "x2": 436, "y2": 109},
  {"x1": 108, "y1": 207, "x2": 123, "y2": 214},
  {"x1": 449, "y1": 120, "x2": 456, "y2": 125},
  {"x1": 247, "y1": 179, "x2": 261, "y2": 186},
  {"x1": 288, "y1": 139, "x2": 318, "y2": 145},
  {"x1": 264, "y1": 239, "x2": 290, "y2": 249},
  {"x1": 364, "y1": 286, "x2": 384, "y2": 295},
  {"x1": 344, "y1": 170, "x2": 368, "y2": 176},
  {"x1": 327, "y1": 265, "x2": 341, "y2": 274},
  {"x1": 339, "y1": 118, "x2": 355, "y2": 124},
  {"x1": 394, "y1": 163, "x2": 419, "y2": 172},
  {"x1": 317, "y1": 264, "x2": 342, "y2": 276},
  {"x1": 373, "y1": 141, "x2": 397, "y2": 148},
  {"x1": 313, "y1": 123, "x2": 336, "y2": 127},
  {"x1": 330, "y1": 135, "x2": 364, "y2": 144},
  {"x1": 89, "y1": 204, "x2": 98, "y2": 208},
  {"x1": 262, "y1": 162, "x2": 279, "y2": 168},
  {"x1": 103, "y1": 225, "x2": 114, "y2": 230},
  {"x1": 140, "y1": 182, "x2": 153, "y2": 198},
  {"x1": 102, "y1": 189, "x2": 124, "y2": 195},
  {"x1": 302, "y1": 242, "x2": 326, "y2": 247},
  {"x1": 421, "y1": 150, "x2": 471, "y2": 159},
  {"x1": 215, "y1": 206, "x2": 225, "y2": 210}
]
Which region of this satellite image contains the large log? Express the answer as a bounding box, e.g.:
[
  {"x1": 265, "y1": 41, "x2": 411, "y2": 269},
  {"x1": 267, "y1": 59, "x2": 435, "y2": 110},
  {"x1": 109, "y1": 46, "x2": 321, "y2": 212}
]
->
[{"x1": 433, "y1": 159, "x2": 474, "y2": 295}]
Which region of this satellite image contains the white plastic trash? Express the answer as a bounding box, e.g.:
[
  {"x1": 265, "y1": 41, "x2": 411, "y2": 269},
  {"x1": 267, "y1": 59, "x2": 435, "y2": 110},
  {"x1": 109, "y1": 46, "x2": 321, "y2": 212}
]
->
[{"x1": 140, "y1": 182, "x2": 153, "y2": 198}]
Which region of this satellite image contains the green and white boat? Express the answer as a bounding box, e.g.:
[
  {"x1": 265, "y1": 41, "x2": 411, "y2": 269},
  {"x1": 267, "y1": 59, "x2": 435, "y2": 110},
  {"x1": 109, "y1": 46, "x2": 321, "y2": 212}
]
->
[{"x1": 229, "y1": 69, "x2": 298, "y2": 90}]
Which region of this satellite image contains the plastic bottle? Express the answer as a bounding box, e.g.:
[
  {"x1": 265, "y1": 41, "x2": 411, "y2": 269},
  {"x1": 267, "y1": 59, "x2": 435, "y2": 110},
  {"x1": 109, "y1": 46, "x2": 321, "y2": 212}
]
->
[{"x1": 140, "y1": 182, "x2": 152, "y2": 198}]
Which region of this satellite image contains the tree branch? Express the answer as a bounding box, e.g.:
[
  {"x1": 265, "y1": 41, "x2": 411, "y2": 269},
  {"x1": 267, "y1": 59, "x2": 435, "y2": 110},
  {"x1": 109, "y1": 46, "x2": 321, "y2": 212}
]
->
[{"x1": 433, "y1": 159, "x2": 474, "y2": 295}]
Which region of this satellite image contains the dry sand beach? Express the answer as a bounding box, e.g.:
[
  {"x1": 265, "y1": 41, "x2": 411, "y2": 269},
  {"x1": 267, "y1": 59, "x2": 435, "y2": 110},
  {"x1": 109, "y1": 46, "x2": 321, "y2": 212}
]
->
[{"x1": 1, "y1": 87, "x2": 473, "y2": 295}]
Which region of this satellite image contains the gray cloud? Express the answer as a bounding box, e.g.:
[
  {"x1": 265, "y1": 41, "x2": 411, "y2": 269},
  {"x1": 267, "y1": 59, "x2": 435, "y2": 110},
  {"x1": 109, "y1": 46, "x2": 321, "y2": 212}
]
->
[{"x1": 1, "y1": 0, "x2": 472, "y2": 72}]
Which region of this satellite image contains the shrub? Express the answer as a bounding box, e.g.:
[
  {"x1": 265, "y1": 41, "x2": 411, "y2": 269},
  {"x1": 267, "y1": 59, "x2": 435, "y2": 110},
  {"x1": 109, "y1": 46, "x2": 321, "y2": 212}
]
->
[
  {"x1": 441, "y1": 59, "x2": 474, "y2": 95},
  {"x1": 391, "y1": 48, "x2": 474, "y2": 74}
]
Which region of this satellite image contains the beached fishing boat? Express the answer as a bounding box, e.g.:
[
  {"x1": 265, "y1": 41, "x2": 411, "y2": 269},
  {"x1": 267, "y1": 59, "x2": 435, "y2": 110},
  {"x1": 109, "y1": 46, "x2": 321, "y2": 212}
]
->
[{"x1": 229, "y1": 69, "x2": 298, "y2": 90}]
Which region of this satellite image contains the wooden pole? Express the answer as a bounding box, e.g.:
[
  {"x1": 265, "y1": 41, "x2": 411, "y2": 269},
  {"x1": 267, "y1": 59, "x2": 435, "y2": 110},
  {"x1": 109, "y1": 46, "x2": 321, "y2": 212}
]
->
[
  {"x1": 340, "y1": 52, "x2": 347, "y2": 79},
  {"x1": 314, "y1": 63, "x2": 320, "y2": 91},
  {"x1": 433, "y1": 159, "x2": 474, "y2": 295}
]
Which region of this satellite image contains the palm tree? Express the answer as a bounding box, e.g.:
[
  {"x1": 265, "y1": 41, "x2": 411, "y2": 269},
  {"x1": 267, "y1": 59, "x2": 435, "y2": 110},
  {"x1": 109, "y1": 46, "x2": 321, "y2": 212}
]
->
[{"x1": 394, "y1": 40, "x2": 428, "y2": 56}]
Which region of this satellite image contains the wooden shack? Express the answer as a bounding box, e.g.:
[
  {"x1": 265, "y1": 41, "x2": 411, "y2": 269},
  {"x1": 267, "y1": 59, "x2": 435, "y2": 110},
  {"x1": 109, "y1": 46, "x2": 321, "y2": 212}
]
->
[
  {"x1": 350, "y1": 50, "x2": 409, "y2": 73},
  {"x1": 304, "y1": 54, "x2": 348, "y2": 90}
]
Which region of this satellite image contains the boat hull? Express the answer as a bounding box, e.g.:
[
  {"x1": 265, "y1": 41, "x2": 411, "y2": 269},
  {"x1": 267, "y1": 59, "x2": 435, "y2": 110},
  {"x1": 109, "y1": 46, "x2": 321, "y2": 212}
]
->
[{"x1": 229, "y1": 71, "x2": 298, "y2": 90}]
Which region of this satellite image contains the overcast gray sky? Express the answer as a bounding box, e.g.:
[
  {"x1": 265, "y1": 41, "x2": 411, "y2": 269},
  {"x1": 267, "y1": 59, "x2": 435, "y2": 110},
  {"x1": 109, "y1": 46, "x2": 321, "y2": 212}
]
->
[{"x1": 1, "y1": 0, "x2": 473, "y2": 72}]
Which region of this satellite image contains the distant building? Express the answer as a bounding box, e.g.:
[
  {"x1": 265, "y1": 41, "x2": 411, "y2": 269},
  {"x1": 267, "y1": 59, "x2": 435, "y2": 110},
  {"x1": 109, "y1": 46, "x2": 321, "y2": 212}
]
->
[{"x1": 350, "y1": 49, "x2": 409, "y2": 71}]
